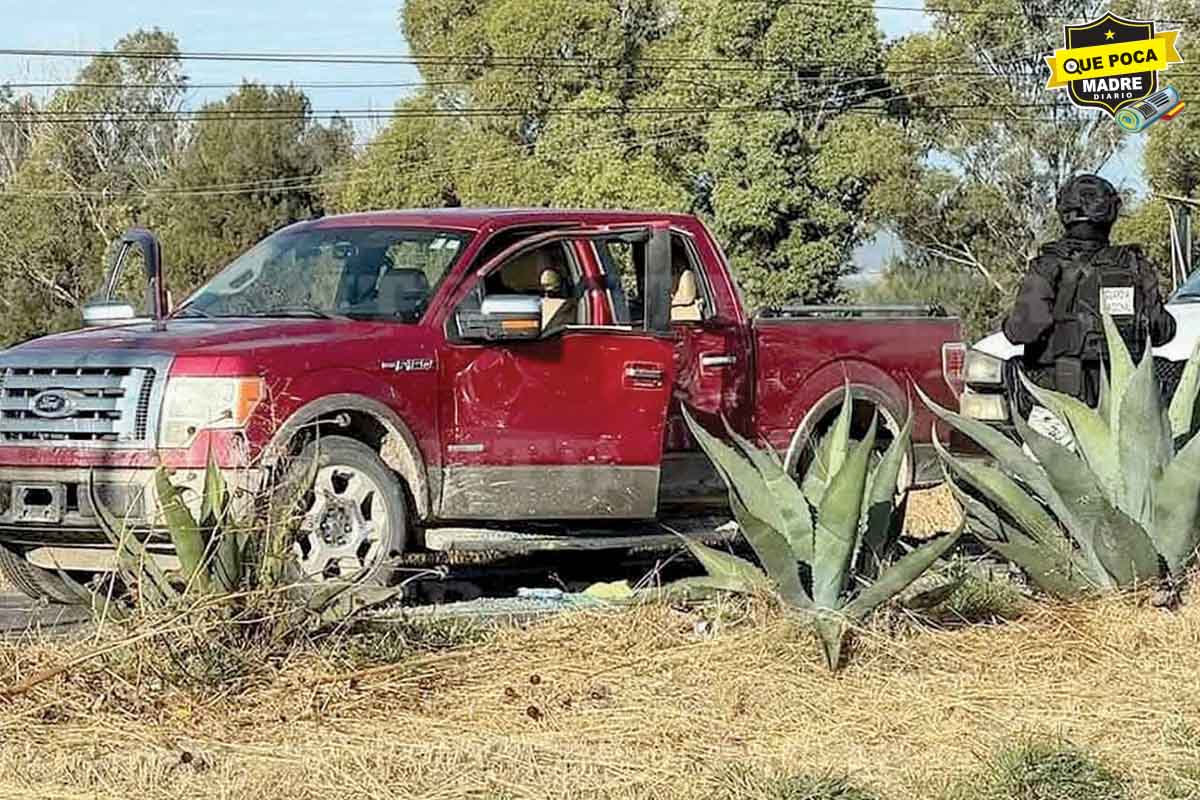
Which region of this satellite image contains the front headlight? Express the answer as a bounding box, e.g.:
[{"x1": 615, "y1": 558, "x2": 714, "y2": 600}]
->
[
  {"x1": 964, "y1": 350, "x2": 1005, "y2": 386},
  {"x1": 960, "y1": 390, "x2": 1010, "y2": 422},
  {"x1": 159, "y1": 376, "x2": 264, "y2": 448}
]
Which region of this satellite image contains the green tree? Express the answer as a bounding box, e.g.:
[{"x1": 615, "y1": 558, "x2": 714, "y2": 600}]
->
[
  {"x1": 870, "y1": 0, "x2": 1128, "y2": 337},
  {"x1": 1113, "y1": 1, "x2": 1200, "y2": 288},
  {"x1": 148, "y1": 84, "x2": 354, "y2": 295},
  {"x1": 335, "y1": 0, "x2": 912, "y2": 309},
  {"x1": 0, "y1": 28, "x2": 187, "y2": 344}
]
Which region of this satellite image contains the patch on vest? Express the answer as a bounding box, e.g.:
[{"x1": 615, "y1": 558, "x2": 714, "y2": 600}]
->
[{"x1": 1101, "y1": 286, "x2": 1135, "y2": 315}]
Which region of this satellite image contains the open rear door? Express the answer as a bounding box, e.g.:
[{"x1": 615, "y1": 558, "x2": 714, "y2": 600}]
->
[{"x1": 437, "y1": 224, "x2": 677, "y2": 520}]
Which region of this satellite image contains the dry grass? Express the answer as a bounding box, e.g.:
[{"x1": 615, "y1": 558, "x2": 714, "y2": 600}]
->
[
  {"x1": 2, "y1": 588, "x2": 1200, "y2": 799},
  {"x1": 903, "y1": 484, "x2": 963, "y2": 537}
]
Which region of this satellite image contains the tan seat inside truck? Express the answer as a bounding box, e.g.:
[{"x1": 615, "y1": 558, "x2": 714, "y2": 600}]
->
[
  {"x1": 671, "y1": 269, "x2": 703, "y2": 322},
  {"x1": 498, "y1": 246, "x2": 576, "y2": 331}
]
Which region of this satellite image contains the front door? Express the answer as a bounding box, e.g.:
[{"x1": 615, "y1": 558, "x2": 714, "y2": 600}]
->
[{"x1": 436, "y1": 229, "x2": 676, "y2": 520}]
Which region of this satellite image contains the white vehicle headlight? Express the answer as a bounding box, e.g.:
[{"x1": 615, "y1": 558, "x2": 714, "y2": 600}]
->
[
  {"x1": 960, "y1": 390, "x2": 1010, "y2": 422},
  {"x1": 964, "y1": 350, "x2": 1006, "y2": 386},
  {"x1": 159, "y1": 376, "x2": 264, "y2": 448}
]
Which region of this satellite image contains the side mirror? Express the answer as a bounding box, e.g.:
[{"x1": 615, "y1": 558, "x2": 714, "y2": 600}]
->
[
  {"x1": 81, "y1": 301, "x2": 140, "y2": 327},
  {"x1": 86, "y1": 228, "x2": 168, "y2": 330},
  {"x1": 456, "y1": 295, "x2": 543, "y2": 342}
]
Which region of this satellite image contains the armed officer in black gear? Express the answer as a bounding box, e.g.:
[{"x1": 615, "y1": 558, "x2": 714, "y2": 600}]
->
[{"x1": 1004, "y1": 174, "x2": 1176, "y2": 406}]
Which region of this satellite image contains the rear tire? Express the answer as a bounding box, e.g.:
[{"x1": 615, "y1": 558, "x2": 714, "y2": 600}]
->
[
  {"x1": 283, "y1": 436, "x2": 410, "y2": 588},
  {"x1": 0, "y1": 543, "x2": 88, "y2": 604}
]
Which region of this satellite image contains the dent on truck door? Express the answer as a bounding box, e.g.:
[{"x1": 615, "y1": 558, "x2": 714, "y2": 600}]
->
[{"x1": 437, "y1": 229, "x2": 676, "y2": 521}]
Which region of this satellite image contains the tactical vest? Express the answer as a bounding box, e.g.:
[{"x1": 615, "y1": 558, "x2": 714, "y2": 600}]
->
[{"x1": 1050, "y1": 245, "x2": 1148, "y2": 362}]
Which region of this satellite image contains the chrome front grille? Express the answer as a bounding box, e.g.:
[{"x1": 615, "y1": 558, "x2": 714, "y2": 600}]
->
[{"x1": 0, "y1": 366, "x2": 157, "y2": 444}]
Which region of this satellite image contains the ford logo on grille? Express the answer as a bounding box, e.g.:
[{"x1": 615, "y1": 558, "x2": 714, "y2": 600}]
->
[{"x1": 29, "y1": 390, "x2": 75, "y2": 419}]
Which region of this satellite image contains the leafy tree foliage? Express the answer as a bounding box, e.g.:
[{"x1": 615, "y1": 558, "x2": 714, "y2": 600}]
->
[
  {"x1": 0, "y1": 31, "x2": 350, "y2": 345},
  {"x1": 148, "y1": 84, "x2": 353, "y2": 293},
  {"x1": 1114, "y1": 1, "x2": 1200, "y2": 289},
  {"x1": 0, "y1": 29, "x2": 186, "y2": 344},
  {"x1": 334, "y1": 0, "x2": 911, "y2": 309},
  {"x1": 867, "y1": 0, "x2": 1127, "y2": 337}
]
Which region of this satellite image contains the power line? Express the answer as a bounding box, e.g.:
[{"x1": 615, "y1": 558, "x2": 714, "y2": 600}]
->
[
  {"x1": 742, "y1": 0, "x2": 1187, "y2": 23},
  {"x1": 0, "y1": 70, "x2": 1115, "y2": 199},
  {"x1": 0, "y1": 71, "x2": 954, "y2": 197},
  {"x1": 4, "y1": 71, "x2": 1092, "y2": 200},
  {"x1": 0, "y1": 45, "x2": 1051, "y2": 71}
]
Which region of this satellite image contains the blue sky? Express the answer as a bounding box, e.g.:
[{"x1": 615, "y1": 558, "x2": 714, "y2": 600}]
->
[
  {"x1": 0, "y1": 1, "x2": 1151, "y2": 269},
  {"x1": 0, "y1": 0, "x2": 419, "y2": 138}
]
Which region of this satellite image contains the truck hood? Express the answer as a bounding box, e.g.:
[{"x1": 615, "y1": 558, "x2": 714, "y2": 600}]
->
[
  {"x1": 1, "y1": 318, "x2": 405, "y2": 362},
  {"x1": 973, "y1": 302, "x2": 1200, "y2": 362}
]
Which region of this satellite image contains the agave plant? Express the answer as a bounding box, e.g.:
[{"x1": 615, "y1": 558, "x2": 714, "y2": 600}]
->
[
  {"x1": 88, "y1": 450, "x2": 250, "y2": 604},
  {"x1": 678, "y1": 388, "x2": 961, "y2": 670},
  {"x1": 922, "y1": 315, "x2": 1200, "y2": 599},
  {"x1": 88, "y1": 446, "x2": 401, "y2": 623}
]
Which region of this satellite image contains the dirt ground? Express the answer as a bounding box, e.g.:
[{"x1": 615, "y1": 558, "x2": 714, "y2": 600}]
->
[
  {"x1": 1, "y1": 588, "x2": 1198, "y2": 800},
  {"x1": 903, "y1": 484, "x2": 964, "y2": 536}
]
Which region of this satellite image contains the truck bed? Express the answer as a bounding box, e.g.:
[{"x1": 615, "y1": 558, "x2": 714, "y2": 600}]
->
[{"x1": 750, "y1": 304, "x2": 962, "y2": 484}]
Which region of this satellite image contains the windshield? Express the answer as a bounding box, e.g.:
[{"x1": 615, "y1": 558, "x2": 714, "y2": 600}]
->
[{"x1": 177, "y1": 226, "x2": 471, "y2": 321}]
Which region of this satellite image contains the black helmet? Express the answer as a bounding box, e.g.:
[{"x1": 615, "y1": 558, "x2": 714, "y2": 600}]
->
[{"x1": 1056, "y1": 174, "x2": 1120, "y2": 226}]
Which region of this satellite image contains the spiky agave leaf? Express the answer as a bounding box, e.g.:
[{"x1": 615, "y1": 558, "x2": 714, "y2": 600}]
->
[
  {"x1": 843, "y1": 529, "x2": 962, "y2": 621},
  {"x1": 801, "y1": 384, "x2": 855, "y2": 508},
  {"x1": 1013, "y1": 411, "x2": 1158, "y2": 587},
  {"x1": 812, "y1": 416, "x2": 876, "y2": 608},
  {"x1": 930, "y1": 431, "x2": 1062, "y2": 545},
  {"x1": 813, "y1": 613, "x2": 847, "y2": 671},
  {"x1": 1118, "y1": 348, "x2": 1171, "y2": 527},
  {"x1": 1152, "y1": 432, "x2": 1200, "y2": 576},
  {"x1": 655, "y1": 575, "x2": 752, "y2": 602},
  {"x1": 199, "y1": 449, "x2": 228, "y2": 532},
  {"x1": 915, "y1": 384, "x2": 1072, "y2": 525},
  {"x1": 682, "y1": 410, "x2": 814, "y2": 586},
  {"x1": 1011, "y1": 412, "x2": 1106, "y2": 578},
  {"x1": 730, "y1": 493, "x2": 812, "y2": 607},
  {"x1": 196, "y1": 449, "x2": 243, "y2": 593},
  {"x1": 155, "y1": 468, "x2": 209, "y2": 594},
  {"x1": 720, "y1": 416, "x2": 815, "y2": 563},
  {"x1": 1169, "y1": 339, "x2": 1200, "y2": 440},
  {"x1": 1097, "y1": 362, "x2": 1112, "y2": 426},
  {"x1": 921, "y1": 383, "x2": 1144, "y2": 581},
  {"x1": 1019, "y1": 372, "x2": 1121, "y2": 504},
  {"x1": 1102, "y1": 313, "x2": 1136, "y2": 432},
  {"x1": 826, "y1": 383, "x2": 855, "y2": 484},
  {"x1": 943, "y1": 473, "x2": 1097, "y2": 598},
  {"x1": 682, "y1": 408, "x2": 790, "y2": 547},
  {"x1": 88, "y1": 470, "x2": 179, "y2": 607},
  {"x1": 857, "y1": 409, "x2": 913, "y2": 572},
  {"x1": 676, "y1": 535, "x2": 771, "y2": 595}
]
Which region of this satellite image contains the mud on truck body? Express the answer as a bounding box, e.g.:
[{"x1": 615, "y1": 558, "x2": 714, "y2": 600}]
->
[{"x1": 0, "y1": 209, "x2": 965, "y2": 603}]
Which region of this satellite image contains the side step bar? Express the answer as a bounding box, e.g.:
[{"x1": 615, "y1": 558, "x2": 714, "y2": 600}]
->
[{"x1": 424, "y1": 517, "x2": 739, "y2": 554}]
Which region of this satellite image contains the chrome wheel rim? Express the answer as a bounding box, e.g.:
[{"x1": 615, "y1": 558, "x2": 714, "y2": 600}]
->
[{"x1": 293, "y1": 464, "x2": 390, "y2": 581}]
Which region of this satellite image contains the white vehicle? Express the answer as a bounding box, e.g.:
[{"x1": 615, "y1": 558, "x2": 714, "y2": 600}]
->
[{"x1": 959, "y1": 274, "x2": 1200, "y2": 424}]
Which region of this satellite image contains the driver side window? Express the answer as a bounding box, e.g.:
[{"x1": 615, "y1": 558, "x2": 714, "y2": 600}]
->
[{"x1": 459, "y1": 242, "x2": 586, "y2": 334}]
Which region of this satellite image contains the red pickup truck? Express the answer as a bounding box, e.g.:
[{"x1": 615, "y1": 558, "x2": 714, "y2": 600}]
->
[{"x1": 0, "y1": 209, "x2": 964, "y2": 602}]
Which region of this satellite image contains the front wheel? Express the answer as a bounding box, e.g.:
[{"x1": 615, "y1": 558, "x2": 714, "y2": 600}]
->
[
  {"x1": 286, "y1": 436, "x2": 409, "y2": 587},
  {"x1": 0, "y1": 543, "x2": 90, "y2": 604}
]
